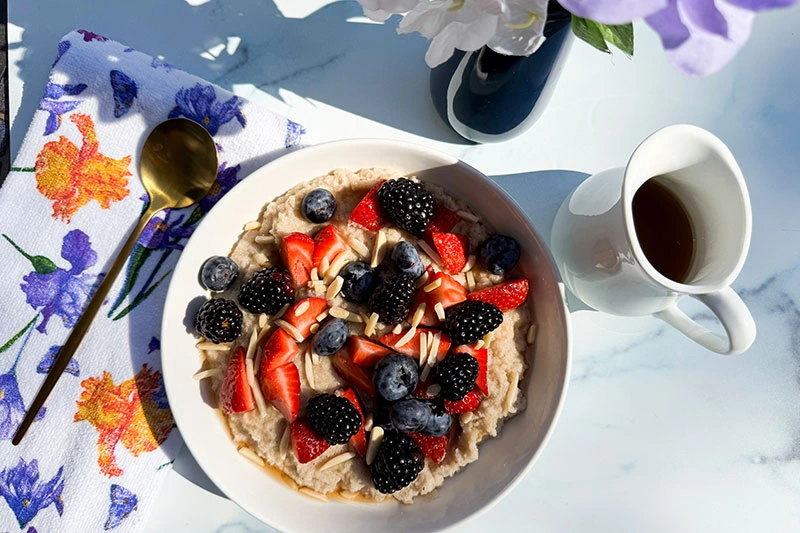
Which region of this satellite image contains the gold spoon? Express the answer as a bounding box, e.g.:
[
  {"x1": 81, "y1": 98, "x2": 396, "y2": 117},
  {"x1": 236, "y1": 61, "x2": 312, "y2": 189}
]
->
[{"x1": 12, "y1": 118, "x2": 218, "y2": 445}]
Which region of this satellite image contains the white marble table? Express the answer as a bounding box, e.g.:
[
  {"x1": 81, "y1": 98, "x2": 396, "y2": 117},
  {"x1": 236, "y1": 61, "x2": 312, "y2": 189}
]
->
[{"x1": 8, "y1": 1, "x2": 800, "y2": 531}]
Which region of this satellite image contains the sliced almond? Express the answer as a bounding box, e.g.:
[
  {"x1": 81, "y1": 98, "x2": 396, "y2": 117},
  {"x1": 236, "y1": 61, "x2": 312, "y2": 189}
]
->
[
  {"x1": 423, "y1": 278, "x2": 442, "y2": 293},
  {"x1": 426, "y1": 383, "x2": 441, "y2": 396},
  {"x1": 310, "y1": 267, "x2": 320, "y2": 282},
  {"x1": 411, "y1": 303, "x2": 426, "y2": 328},
  {"x1": 245, "y1": 328, "x2": 259, "y2": 360},
  {"x1": 326, "y1": 276, "x2": 344, "y2": 301},
  {"x1": 474, "y1": 339, "x2": 485, "y2": 350},
  {"x1": 243, "y1": 220, "x2": 261, "y2": 231},
  {"x1": 370, "y1": 229, "x2": 387, "y2": 268},
  {"x1": 461, "y1": 412, "x2": 474, "y2": 424},
  {"x1": 325, "y1": 253, "x2": 349, "y2": 284},
  {"x1": 319, "y1": 256, "x2": 331, "y2": 279},
  {"x1": 457, "y1": 210, "x2": 479, "y2": 223},
  {"x1": 276, "y1": 319, "x2": 304, "y2": 343},
  {"x1": 338, "y1": 490, "x2": 358, "y2": 500},
  {"x1": 418, "y1": 240, "x2": 443, "y2": 267},
  {"x1": 395, "y1": 326, "x2": 417, "y2": 348},
  {"x1": 419, "y1": 362, "x2": 432, "y2": 382},
  {"x1": 258, "y1": 313, "x2": 268, "y2": 329},
  {"x1": 364, "y1": 413, "x2": 374, "y2": 432},
  {"x1": 434, "y1": 302, "x2": 446, "y2": 321},
  {"x1": 192, "y1": 367, "x2": 223, "y2": 380},
  {"x1": 316, "y1": 310, "x2": 329, "y2": 322},
  {"x1": 299, "y1": 487, "x2": 328, "y2": 502},
  {"x1": 312, "y1": 351, "x2": 321, "y2": 364},
  {"x1": 319, "y1": 452, "x2": 356, "y2": 472},
  {"x1": 329, "y1": 307, "x2": 349, "y2": 320},
  {"x1": 272, "y1": 303, "x2": 290, "y2": 321},
  {"x1": 254, "y1": 252, "x2": 269, "y2": 266},
  {"x1": 304, "y1": 351, "x2": 316, "y2": 390},
  {"x1": 466, "y1": 270, "x2": 476, "y2": 292},
  {"x1": 282, "y1": 473, "x2": 299, "y2": 491},
  {"x1": 294, "y1": 300, "x2": 311, "y2": 317},
  {"x1": 527, "y1": 323, "x2": 538, "y2": 345},
  {"x1": 309, "y1": 280, "x2": 326, "y2": 294},
  {"x1": 461, "y1": 255, "x2": 477, "y2": 273},
  {"x1": 419, "y1": 330, "x2": 428, "y2": 365},
  {"x1": 195, "y1": 342, "x2": 231, "y2": 352},
  {"x1": 428, "y1": 332, "x2": 441, "y2": 368},
  {"x1": 366, "y1": 426, "x2": 385, "y2": 466},
  {"x1": 309, "y1": 323, "x2": 320, "y2": 334},
  {"x1": 392, "y1": 323, "x2": 403, "y2": 334},
  {"x1": 503, "y1": 372, "x2": 520, "y2": 412},
  {"x1": 365, "y1": 312, "x2": 379, "y2": 337},
  {"x1": 255, "y1": 235, "x2": 275, "y2": 245},
  {"x1": 256, "y1": 323, "x2": 273, "y2": 345},
  {"x1": 238, "y1": 446, "x2": 264, "y2": 467},
  {"x1": 245, "y1": 358, "x2": 268, "y2": 417},
  {"x1": 414, "y1": 270, "x2": 430, "y2": 288},
  {"x1": 346, "y1": 312, "x2": 364, "y2": 323},
  {"x1": 279, "y1": 424, "x2": 291, "y2": 457},
  {"x1": 347, "y1": 236, "x2": 370, "y2": 258}
]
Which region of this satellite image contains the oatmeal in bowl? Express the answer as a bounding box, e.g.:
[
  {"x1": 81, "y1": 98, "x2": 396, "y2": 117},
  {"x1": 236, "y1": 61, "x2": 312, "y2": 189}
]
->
[{"x1": 192, "y1": 168, "x2": 538, "y2": 503}]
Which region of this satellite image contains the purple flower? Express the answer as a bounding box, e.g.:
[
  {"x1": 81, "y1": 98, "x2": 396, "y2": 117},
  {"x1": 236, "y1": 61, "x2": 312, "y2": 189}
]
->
[
  {"x1": 20, "y1": 230, "x2": 99, "y2": 334},
  {"x1": 150, "y1": 57, "x2": 174, "y2": 71},
  {"x1": 77, "y1": 29, "x2": 107, "y2": 42},
  {"x1": 52, "y1": 40, "x2": 71, "y2": 67},
  {"x1": 39, "y1": 82, "x2": 87, "y2": 135},
  {"x1": 200, "y1": 162, "x2": 241, "y2": 212},
  {"x1": 0, "y1": 373, "x2": 46, "y2": 441},
  {"x1": 137, "y1": 211, "x2": 192, "y2": 250},
  {"x1": 148, "y1": 337, "x2": 160, "y2": 353},
  {"x1": 285, "y1": 119, "x2": 306, "y2": 148},
  {"x1": 0, "y1": 458, "x2": 64, "y2": 528},
  {"x1": 167, "y1": 83, "x2": 246, "y2": 135},
  {"x1": 560, "y1": 0, "x2": 798, "y2": 75},
  {"x1": 104, "y1": 484, "x2": 137, "y2": 530},
  {"x1": 36, "y1": 345, "x2": 80, "y2": 377}
]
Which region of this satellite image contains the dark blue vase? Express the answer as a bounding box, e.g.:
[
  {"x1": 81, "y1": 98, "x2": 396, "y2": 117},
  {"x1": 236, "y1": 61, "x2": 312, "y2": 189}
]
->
[{"x1": 430, "y1": 5, "x2": 573, "y2": 143}]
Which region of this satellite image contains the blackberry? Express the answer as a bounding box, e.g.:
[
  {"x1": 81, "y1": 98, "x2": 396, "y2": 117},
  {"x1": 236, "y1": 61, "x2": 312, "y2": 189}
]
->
[
  {"x1": 377, "y1": 178, "x2": 435, "y2": 235},
  {"x1": 433, "y1": 352, "x2": 479, "y2": 401},
  {"x1": 194, "y1": 298, "x2": 243, "y2": 343},
  {"x1": 237, "y1": 267, "x2": 295, "y2": 314},
  {"x1": 444, "y1": 300, "x2": 503, "y2": 345},
  {"x1": 370, "y1": 429, "x2": 425, "y2": 494},
  {"x1": 307, "y1": 393, "x2": 362, "y2": 445},
  {"x1": 368, "y1": 275, "x2": 416, "y2": 324}
]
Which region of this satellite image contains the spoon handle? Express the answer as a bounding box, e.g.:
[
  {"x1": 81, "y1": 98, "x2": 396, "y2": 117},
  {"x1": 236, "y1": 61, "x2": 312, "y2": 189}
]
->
[{"x1": 12, "y1": 206, "x2": 160, "y2": 445}]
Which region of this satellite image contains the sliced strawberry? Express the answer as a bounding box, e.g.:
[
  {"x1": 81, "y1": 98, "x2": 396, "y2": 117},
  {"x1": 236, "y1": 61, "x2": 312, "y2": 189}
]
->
[
  {"x1": 259, "y1": 363, "x2": 300, "y2": 422},
  {"x1": 284, "y1": 298, "x2": 328, "y2": 340},
  {"x1": 349, "y1": 180, "x2": 387, "y2": 231},
  {"x1": 260, "y1": 328, "x2": 300, "y2": 372},
  {"x1": 220, "y1": 347, "x2": 255, "y2": 414},
  {"x1": 453, "y1": 344, "x2": 488, "y2": 395},
  {"x1": 468, "y1": 279, "x2": 530, "y2": 312},
  {"x1": 412, "y1": 376, "x2": 440, "y2": 399},
  {"x1": 332, "y1": 350, "x2": 376, "y2": 396},
  {"x1": 312, "y1": 225, "x2": 348, "y2": 268},
  {"x1": 291, "y1": 418, "x2": 330, "y2": 463},
  {"x1": 444, "y1": 390, "x2": 481, "y2": 414},
  {"x1": 424, "y1": 204, "x2": 460, "y2": 238},
  {"x1": 409, "y1": 433, "x2": 449, "y2": 464},
  {"x1": 414, "y1": 269, "x2": 468, "y2": 326},
  {"x1": 350, "y1": 336, "x2": 392, "y2": 367},
  {"x1": 431, "y1": 232, "x2": 468, "y2": 274},
  {"x1": 378, "y1": 327, "x2": 451, "y2": 363},
  {"x1": 339, "y1": 387, "x2": 367, "y2": 456},
  {"x1": 280, "y1": 232, "x2": 314, "y2": 286}
]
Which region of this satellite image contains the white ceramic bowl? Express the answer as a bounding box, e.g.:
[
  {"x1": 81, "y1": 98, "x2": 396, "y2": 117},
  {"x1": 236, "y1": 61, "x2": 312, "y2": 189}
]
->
[{"x1": 161, "y1": 139, "x2": 571, "y2": 533}]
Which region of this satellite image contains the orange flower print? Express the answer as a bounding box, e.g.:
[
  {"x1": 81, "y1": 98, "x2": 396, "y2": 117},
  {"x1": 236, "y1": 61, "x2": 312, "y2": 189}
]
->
[
  {"x1": 74, "y1": 365, "x2": 173, "y2": 477},
  {"x1": 34, "y1": 113, "x2": 131, "y2": 222}
]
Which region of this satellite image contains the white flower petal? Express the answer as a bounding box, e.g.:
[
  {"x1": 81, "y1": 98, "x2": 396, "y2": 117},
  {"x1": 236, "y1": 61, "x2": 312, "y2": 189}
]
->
[
  {"x1": 358, "y1": 0, "x2": 421, "y2": 14},
  {"x1": 488, "y1": 0, "x2": 548, "y2": 56},
  {"x1": 424, "y1": 16, "x2": 499, "y2": 67}
]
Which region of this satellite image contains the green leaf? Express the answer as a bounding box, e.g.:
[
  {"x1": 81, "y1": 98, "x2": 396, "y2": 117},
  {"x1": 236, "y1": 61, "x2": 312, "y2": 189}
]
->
[
  {"x1": 0, "y1": 316, "x2": 38, "y2": 354},
  {"x1": 2, "y1": 234, "x2": 58, "y2": 274},
  {"x1": 112, "y1": 269, "x2": 173, "y2": 321},
  {"x1": 10, "y1": 167, "x2": 35, "y2": 172},
  {"x1": 571, "y1": 16, "x2": 634, "y2": 56},
  {"x1": 183, "y1": 205, "x2": 205, "y2": 228}
]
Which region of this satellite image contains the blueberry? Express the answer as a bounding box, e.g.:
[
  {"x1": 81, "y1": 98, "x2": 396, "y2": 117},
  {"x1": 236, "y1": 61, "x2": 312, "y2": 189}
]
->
[
  {"x1": 421, "y1": 407, "x2": 452, "y2": 437},
  {"x1": 311, "y1": 317, "x2": 349, "y2": 356},
  {"x1": 374, "y1": 353, "x2": 419, "y2": 402},
  {"x1": 340, "y1": 261, "x2": 380, "y2": 304},
  {"x1": 390, "y1": 399, "x2": 432, "y2": 433},
  {"x1": 302, "y1": 189, "x2": 336, "y2": 223},
  {"x1": 390, "y1": 241, "x2": 424, "y2": 280},
  {"x1": 478, "y1": 235, "x2": 521, "y2": 275},
  {"x1": 199, "y1": 256, "x2": 239, "y2": 292}
]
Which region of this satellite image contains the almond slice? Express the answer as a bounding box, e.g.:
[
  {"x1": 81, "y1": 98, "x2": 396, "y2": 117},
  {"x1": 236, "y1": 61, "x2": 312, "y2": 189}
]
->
[
  {"x1": 276, "y1": 319, "x2": 304, "y2": 342},
  {"x1": 461, "y1": 255, "x2": 477, "y2": 273},
  {"x1": 310, "y1": 267, "x2": 320, "y2": 282},
  {"x1": 428, "y1": 332, "x2": 441, "y2": 368},
  {"x1": 395, "y1": 326, "x2": 417, "y2": 348},
  {"x1": 282, "y1": 473, "x2": 299, "y2": 491},
  {"x1": 245, "y1": 327, "x2": 259, "y2": 360},
  {"x1": 392, "y1": 323, "x2": 403, "y2": 334},
  {"x1": 246, "y1": 358, "x2": 268, "y2": 417},
  {"x1": 316, "y1": 310, "x2": 329, "y2": 322},
  {"x1": 364, "y1": 413, "x2": 374, "y2": 432},
  {"x1": 192, "y1": 367, "x2": 223, "y2": 380},
  {"x1": 419, "y1": 329, "x2": 428, "y2": 365},
  {"x1": 325, "y1": 252, "x2": 349, "y2": 284},
  {"x1": 238, "y1": 446, "x2": 264, "y2": 467},
  {"x1": 326, "y1": 276, "x2": 344, "y2": 301},
  {"x1": 279, "y1": 424, "x2": 291, "y2": 458},
  {"x1": 195, "y1": 342, "x2": 231, "y2": 352},
  {"x1": 365, "y1": 312, "x2": 379, "y2": 337},
  {"x1": 423, "y1": 278, "x2": 442, "y2": 293},
  {"x1": 411, "y1": 303, "x2": 426, "y2": 328},
  {"x1": 294, "y1": 300, "x2": 311, "y2": 317},
  {"x1": 466, "y1": 270, "x2": 476, "y2": 292},
  {"x1": 474, "y1": 339, "x2": 485, "y2": 350},
  {"x1": 417, "y1": 240, "x2": 443, "y2": 267},
  {"x1": 272, "y1": 303, "x2": 290, "y2": 321},
  {"x1": 254, "y1": 235, "x2": 275, "y2": 245},
  {"x1": 457, "y1": 210, "x2": 479, "y2": 223},
  {"x1": 304, "y1": 350, "x2": 316, "y2": 390},
  {"x1": 347, "y1": 236, "x2": 370, "y2": 258},
  {"x1": 461, "y1": 412, "x2": 474, "y2": 424},
  {"x1": 415, "y1": 269, "x2": 430, "y2": 288},
  {"x1": 329, "y1": 307, "x2": 349, "y2": 320},
  {"x1": 419, "y1": 362, "x2": 432, "y2": 382},
  {"x1": 503, "y1": 372, "x2": 520, "y2": 412},
  {"x1": 312, "y1": 351, "x2": 321, "y2": 364},
  {"x1": 527, "y1": 323, "x2": 538, "y2": 345},
  {"x1": 319, "y1": 452, "x2": 356, "y2": 472},
  {"x1": 366, "y1": 426, "x2": 385, "y2": 466},
  {"x1": 243, "y1": 220, "x2": 260, "y2": 231},
  {"x1": 254, "y1": 252, "x2": 269, "y2": 266},
  {"x1": 370, "y1": 229, "x2": 387, "y2": 269},
  {"x1": 426, "y1": 384, "x2": 441, "y2": 396},
  {"x1": 310, "y1": 323, "x2": 320, "y2": 334},
  {"x1": 434, "y1": 302, "x2": 446, "y2": 321},
  {"x1": 258, "y1": 313, "x2": 268, "y2": 329},
  {"x1": 299, "y1": 487, "x2": 328, "y2": 502},
  {"x1": 256, "y1": 323, "x2": 272, "y2": 346},
  {"x1": 319, "y1": 256, "x2": 331, "y2": 279}
]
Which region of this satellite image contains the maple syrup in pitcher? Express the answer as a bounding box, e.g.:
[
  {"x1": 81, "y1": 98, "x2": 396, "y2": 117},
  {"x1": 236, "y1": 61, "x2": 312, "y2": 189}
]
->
[{"x1": 632, "y1": 179, "x2": 696, "y2": 284}]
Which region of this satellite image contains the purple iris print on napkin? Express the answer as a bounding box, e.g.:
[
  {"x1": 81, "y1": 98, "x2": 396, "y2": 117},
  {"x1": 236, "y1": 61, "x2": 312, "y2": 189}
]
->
[
  {"x1": 168, "y1": 83, "x2": 246, "y2": 135},
  {"x1": 0, "y1": 458, "x2": 64, "y2": 528},
  {"x1": 38, "y1": 82, "x2": 87, "y2": 135}
]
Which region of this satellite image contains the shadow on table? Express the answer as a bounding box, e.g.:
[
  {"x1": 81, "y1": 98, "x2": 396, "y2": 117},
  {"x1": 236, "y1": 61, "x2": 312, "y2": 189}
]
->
[{"x1": 9, "y1": 0, "x2": 465, "y2": 158}]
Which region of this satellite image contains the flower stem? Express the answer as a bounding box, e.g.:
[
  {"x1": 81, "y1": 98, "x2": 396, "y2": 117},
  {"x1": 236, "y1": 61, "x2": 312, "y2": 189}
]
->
[
  {"x1": 112, "y1": 269, "x2": 173, "y2": 320},
  {"x1": 2, "y1": 234, "x2": 58, "y2": 274},
  {"x1": 0, "y1": 315, "x2": 38, "y2": 355},
  {"x1": 10, "y1": 166, "x2": 35, "y2": 172},
  {"x1": 9, "y1": 314, "x2": 40, "y2": 373}
]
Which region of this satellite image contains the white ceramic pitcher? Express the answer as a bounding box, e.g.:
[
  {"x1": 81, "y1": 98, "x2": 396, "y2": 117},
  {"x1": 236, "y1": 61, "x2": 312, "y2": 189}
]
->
[{"x1": 551, "y1": 124, "x2": 756, "y2": 355}]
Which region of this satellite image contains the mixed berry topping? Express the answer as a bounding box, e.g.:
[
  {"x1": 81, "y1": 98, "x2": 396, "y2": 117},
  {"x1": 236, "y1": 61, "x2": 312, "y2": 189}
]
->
[
  {"x1": 307, "y1": 393, "x2": 363, "y2": 445},
  {"x1": 390, "y1": 241, "x2": 425, "y2": 280},
  {"x1": 478, "y1": 234, "x2": 521, "y2": 275},
  {"x1": 374, "y1": 353, "x2": 419, "y2": 402},
  {"x1": 377, "y1": 178, "x2": 435, "y2": 235},
  {"x1": 199, "y1": 256, "x2": 239, "y2": 292},
  {"x1": 370, "y1": 429, "x2": 425, "y2": 494},
  {"x1": 433, "y1": 352, "x2": 479, "y2": 402},
  {"x1": 237, "y1": 267, "x2": 295, "y2": 314},
  {"x1": 368, "y1": 274, "x2": 416, "y2": 324},
  {"x1": 302, "y1": 188, "x2": 336, "y2": 223},
  {"x1": 194, "y1": 298, "x2": 243, "y2": 343},
  {"x1": 340, "y1": 261, "x2": 380, "y2": 304},
  {"x1": 444, "y1": 300, "x2": 503, "y2": 345},
  {"x1": 311, "y1": 317, "x2": 349, "y2": 356}
]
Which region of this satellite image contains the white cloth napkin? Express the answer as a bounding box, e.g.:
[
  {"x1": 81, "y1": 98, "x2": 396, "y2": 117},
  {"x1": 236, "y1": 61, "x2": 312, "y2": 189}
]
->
[{"x1": 0, "y1": 29, "x2": 304, "y2": 532}]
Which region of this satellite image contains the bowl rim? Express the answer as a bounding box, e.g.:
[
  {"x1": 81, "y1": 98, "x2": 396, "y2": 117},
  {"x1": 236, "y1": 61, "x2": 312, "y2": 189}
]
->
[{"x1": 161, "y1": 137, "x2": 572, "y2": 532}]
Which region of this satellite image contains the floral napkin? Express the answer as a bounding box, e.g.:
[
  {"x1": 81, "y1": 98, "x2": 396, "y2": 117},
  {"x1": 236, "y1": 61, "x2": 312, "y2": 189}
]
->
[{"x1": 0, "y1": 29, "x2": 304, "y2": 532}]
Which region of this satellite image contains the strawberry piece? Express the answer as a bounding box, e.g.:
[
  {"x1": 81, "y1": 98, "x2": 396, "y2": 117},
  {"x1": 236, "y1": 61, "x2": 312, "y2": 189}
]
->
[
  {"x1": 444, "y1": 390, "x2": 481, "y2": 414},
  {"x1": 260, "y1": 328, "x2": 300, "y2": 372},
  {"x1": 259, "y1": 363, "x2": 301, "y2": 422},
  {"x1": 291, "y1": 418, "x2": 330, "y2": 463},
  {"x1": 424, "y1": 204, "x2": 460, "y2": 237},
  {"x1": 431, "y1": 232, "x2": 468, "y2": 274},
  {"x1": 453, "y1": 344, "x2": 488, "y2": 395},
  {"x1": 413, "y1": 268, "x2": 468, "y2": 326},
  {"x1": 349, "y1": 180, "x2": 387, "y2": 231},
  {"x1": 350, "y1": 336, "x2": 392, "y2": 367},
  {"x1": 312, "y1": 225, "x2": 347, "y2": 268},
  {"x1": 409, "y1": 433, "x2": 449, "y2": 464},
  {"x1": 220, "y1": 347, "x2": 255, "y2": 414},
  {"x1": 284, "y1": 298, "x2": 328, "y2": 340},
  {"x1": 280, "y1": 232, "x2": 315, "y2": 286},
  {"x1": 339, "y1": 387, "x2": 368, "y2": 456},
  {"x1": 378, "y1": 327, "x2": 451, "y2": 363},
  {"x1": 332, "y1": 350, "x2": 377, "y2": 396},
  {"x1": 467, "y1": 279, "x2": 530, "y2": 312}
]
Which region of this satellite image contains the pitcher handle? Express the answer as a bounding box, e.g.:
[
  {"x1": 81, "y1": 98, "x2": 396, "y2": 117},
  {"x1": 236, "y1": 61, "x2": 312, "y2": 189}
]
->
[{"x1": 654, "y1": 287, "x2": 756, "y2": 355}]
